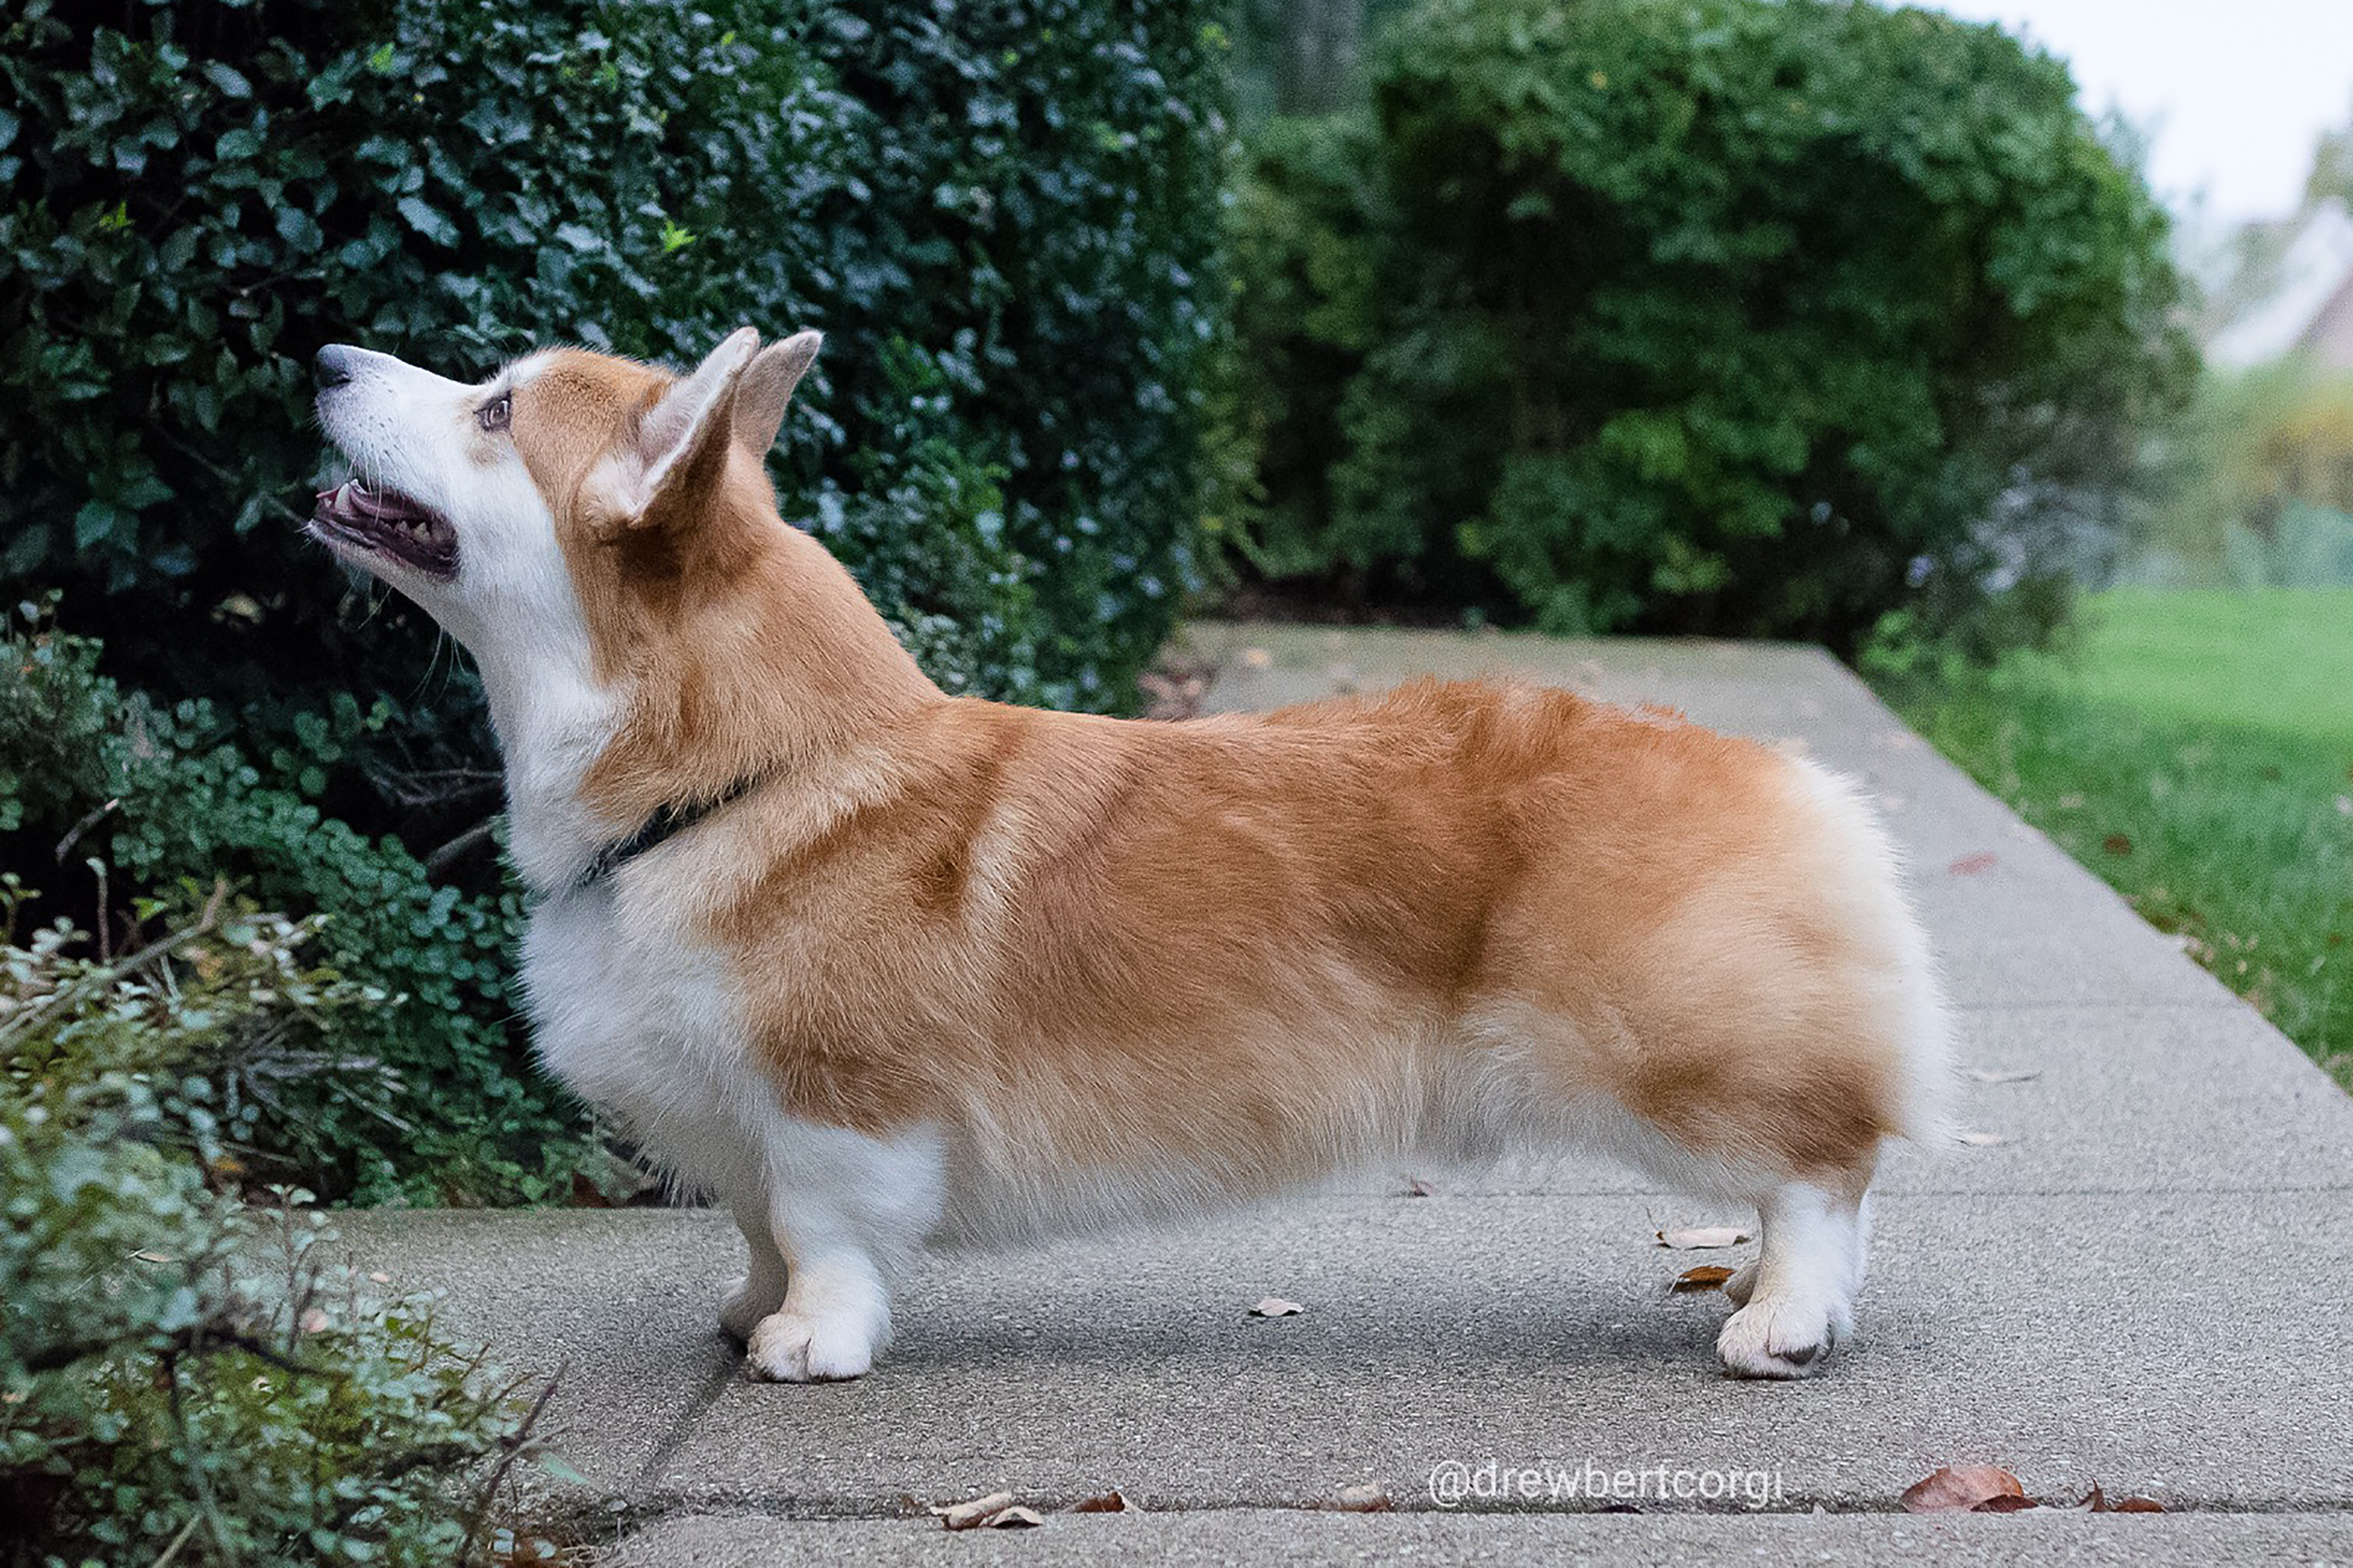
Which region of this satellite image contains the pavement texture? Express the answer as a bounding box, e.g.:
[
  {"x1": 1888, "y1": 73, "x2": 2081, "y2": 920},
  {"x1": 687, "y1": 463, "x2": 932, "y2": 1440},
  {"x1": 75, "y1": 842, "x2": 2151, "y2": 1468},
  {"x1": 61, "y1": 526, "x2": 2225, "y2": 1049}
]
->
[{"x1": 335, "y1": 626, "x2": 2353, "y2": 1564}]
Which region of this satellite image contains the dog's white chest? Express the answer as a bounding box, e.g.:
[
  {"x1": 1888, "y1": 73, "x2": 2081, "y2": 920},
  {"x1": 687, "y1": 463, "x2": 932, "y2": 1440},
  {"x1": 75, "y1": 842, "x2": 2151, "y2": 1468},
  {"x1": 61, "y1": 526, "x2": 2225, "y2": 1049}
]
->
[{"x1": 518, "y1": 886, "x2": 762, "y2": 1187}]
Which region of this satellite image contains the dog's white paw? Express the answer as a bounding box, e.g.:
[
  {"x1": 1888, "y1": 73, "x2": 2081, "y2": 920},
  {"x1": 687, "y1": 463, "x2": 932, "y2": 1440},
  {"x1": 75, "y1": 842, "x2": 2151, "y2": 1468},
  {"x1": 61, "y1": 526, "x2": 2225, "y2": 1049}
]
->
[
  {"x1": 744, "y1": 1308, "x2": 878, "y2": 1383},
  {"x1": 718, "y1": 1274, "x2": 784, "y2": 1343},
  {"x1": 1717, "y1": 1295, "x2": 1842, "y2": 1380}
]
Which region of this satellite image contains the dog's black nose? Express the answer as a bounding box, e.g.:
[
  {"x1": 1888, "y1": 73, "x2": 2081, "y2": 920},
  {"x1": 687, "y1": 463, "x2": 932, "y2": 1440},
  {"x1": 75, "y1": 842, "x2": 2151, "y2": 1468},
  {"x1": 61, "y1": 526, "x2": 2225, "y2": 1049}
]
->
[{"x1": 314, "y1": 344, "x2": 360, "y2": 392}]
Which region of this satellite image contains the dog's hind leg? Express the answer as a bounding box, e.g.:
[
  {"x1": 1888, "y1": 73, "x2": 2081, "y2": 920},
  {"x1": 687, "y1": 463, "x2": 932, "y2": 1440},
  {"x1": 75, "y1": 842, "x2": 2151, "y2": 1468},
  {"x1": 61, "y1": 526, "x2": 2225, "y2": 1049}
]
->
[
  {"x1": 1720, "y1": 1190, "x2": 1868, "y2": 1311},
  {"x1": 1715, "y1": 1179, "x2": 1870, "y2": 1379},
  {"x1": 739, "y1": 1112, "x2": 944, "y2": 1384}
]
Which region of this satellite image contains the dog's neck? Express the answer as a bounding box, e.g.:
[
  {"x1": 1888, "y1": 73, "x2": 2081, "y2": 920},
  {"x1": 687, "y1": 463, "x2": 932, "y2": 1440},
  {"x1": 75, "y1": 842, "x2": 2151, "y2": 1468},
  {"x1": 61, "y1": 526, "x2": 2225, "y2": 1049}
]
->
[{"x1": 479, "y1": 512, "x2": 942, "y2": 897}]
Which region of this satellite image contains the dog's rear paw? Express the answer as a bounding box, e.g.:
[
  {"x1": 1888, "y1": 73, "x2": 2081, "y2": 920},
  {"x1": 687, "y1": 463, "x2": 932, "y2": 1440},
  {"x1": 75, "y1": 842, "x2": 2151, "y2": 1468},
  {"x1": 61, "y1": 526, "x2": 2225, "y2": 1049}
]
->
[
  {"x1": 1717, "y1": 1297, "x2": 1840, "y2": 1380},
  {"x1": 718, "y1": 1274, "x2": 783, "y2": 1343},
  {"x1": 745, "y1": 1308, "x2": 877, "y2": 1383}
]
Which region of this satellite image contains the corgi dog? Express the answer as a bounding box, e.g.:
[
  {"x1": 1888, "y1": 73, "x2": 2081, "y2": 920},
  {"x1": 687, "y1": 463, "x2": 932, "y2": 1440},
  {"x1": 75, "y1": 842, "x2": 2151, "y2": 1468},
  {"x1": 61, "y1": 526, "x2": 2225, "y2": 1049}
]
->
[{"x1": 310, "y1": 328, "x2": 1949, "y2": 1383}]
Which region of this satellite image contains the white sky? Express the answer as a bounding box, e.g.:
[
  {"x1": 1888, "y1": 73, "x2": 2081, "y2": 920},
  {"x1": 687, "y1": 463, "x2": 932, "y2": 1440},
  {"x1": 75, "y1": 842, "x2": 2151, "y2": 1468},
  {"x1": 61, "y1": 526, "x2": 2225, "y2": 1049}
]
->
[{"x1": 1929, "y1": 0, "x2": 2351, "y2": 227}]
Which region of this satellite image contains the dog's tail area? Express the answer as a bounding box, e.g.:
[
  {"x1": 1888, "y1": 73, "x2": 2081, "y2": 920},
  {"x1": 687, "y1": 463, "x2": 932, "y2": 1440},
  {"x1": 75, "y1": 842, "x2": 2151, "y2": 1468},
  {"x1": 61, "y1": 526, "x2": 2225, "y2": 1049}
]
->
[{"x1": 1784, "y1": 753, "x2": 1959, "y2": 1151}]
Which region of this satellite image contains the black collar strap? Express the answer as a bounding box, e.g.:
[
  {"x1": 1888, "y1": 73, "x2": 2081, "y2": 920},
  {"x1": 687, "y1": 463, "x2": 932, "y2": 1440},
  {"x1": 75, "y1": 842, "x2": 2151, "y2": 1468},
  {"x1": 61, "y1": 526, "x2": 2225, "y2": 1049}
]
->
[{"x1": 572, "y1": 775, "x2": 764, "y2": 892}]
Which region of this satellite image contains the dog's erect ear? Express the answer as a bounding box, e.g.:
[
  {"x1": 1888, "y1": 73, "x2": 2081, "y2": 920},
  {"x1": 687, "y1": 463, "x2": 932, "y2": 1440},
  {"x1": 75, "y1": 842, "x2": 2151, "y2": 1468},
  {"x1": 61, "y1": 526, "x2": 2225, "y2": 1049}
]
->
[
  {"x1": 732, "y1": 330, "x2": 823, "y2": 456},
  {"x1": 604, "y1": 328, "x2": 760, "y2": 532}
]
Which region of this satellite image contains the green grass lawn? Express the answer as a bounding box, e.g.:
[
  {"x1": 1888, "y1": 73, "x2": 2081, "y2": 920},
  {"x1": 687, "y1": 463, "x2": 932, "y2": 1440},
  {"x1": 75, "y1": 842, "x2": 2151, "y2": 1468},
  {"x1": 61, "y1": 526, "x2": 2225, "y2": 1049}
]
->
[{"x1": 1882, "y1": 589, "x2": 2353, "y2": 1082}]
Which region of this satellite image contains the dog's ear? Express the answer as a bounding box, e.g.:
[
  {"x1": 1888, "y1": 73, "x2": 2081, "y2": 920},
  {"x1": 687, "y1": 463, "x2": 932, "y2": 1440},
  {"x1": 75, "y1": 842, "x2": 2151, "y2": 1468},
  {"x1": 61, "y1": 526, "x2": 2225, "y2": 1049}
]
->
[
  {"x1": 602, "y1": 328, "x2": 760, "y2": 532},
  {"x1": 732, "y1": 329, "x2": 823, "y2": 456}
]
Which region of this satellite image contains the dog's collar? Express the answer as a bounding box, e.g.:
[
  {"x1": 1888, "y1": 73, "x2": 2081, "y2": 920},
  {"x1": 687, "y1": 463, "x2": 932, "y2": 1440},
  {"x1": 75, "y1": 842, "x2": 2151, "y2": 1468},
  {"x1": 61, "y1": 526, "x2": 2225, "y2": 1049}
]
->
[{"x1": 571, "y1": 776, "x2": 764, "y2": 893}]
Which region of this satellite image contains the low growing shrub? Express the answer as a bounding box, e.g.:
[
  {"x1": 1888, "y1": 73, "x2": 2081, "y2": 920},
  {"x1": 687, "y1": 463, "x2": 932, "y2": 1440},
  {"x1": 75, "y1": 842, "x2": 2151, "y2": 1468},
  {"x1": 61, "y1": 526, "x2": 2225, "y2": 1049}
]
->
[
  {"x1": 0, "y1": 887, "x2": 556, "y2": 1564},
  {"x1": 0, "y1": 613, "x2": 600, "y2": 1205}
]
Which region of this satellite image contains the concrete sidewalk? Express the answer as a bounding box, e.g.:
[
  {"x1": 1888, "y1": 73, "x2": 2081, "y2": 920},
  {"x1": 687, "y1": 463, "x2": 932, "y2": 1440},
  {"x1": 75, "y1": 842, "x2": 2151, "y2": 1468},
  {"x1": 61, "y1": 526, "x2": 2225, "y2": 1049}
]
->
[{"x1": 341, "y1": 626, "x2": 2353, "y2": 1562}]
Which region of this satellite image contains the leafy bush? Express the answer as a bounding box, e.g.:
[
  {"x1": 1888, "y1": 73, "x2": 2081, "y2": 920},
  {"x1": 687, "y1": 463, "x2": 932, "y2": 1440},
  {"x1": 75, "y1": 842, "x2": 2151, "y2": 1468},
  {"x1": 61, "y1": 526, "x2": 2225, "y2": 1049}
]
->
[
  {"x1": 0, "y1": 888, "x2": 553, "y2": 1564},
  {"x1": 0, "y1": 0, "x2": 1229, "y2": 801},
  {"x1": 0, "y1": 614, "x2": 601, "y2": 1205},
  {"x1": 1225, "y1": 0, "x2": 2193, "y2": 654}
]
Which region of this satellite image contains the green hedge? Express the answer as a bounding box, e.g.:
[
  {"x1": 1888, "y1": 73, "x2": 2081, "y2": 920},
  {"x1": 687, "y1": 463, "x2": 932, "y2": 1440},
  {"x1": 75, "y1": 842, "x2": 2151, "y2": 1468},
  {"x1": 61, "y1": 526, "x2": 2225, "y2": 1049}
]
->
[
  {"x1": 0, "y1": 0, "x2": 1228, "y2": 781},
  {"x1": 1225, "y1": 0, "x2": 2192, "y2": 654}
]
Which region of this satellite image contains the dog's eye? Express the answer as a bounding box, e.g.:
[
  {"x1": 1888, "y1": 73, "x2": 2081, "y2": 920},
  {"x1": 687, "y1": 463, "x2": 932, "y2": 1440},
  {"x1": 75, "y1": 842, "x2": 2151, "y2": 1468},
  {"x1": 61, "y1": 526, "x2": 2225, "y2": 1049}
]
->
[{"x1": 477, "y1": 394, "x2": 511, "y2": 433}]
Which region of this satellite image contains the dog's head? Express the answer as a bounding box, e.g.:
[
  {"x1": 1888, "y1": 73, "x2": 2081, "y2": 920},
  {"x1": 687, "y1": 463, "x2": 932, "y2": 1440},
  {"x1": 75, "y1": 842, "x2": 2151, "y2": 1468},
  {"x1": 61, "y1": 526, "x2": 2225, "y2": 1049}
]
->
[{"x1": 309, "y1": 328, "x2": 820, "y2": 655}]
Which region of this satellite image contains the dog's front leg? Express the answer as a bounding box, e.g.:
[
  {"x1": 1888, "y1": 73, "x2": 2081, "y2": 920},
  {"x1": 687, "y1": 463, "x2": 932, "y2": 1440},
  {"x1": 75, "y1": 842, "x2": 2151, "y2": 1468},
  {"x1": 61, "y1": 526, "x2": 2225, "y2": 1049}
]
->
[
  {"x1": 717, "y1": 1189, "x2": 790, "y2": 1343},
  {"x1": 738, "y1": 1115, "x2": 943, "y2": 1384}
]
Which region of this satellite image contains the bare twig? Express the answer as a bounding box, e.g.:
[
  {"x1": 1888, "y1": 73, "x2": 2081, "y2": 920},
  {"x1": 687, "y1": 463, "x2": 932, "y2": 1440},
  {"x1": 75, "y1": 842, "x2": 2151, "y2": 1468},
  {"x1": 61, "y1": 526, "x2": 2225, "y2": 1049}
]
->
[
  {"x1": 424, "y1": 818, "x2": 501, "y2": 880},
  {"x1": 458, "y1": 1364, "x2": 568, "y2": 1567},
  {"x1": 146, "y1": 1512, "x2": 202, "y2": 1568},
  {"x1": 53, "y1": 795, "x2": 121, "y2": 864}
]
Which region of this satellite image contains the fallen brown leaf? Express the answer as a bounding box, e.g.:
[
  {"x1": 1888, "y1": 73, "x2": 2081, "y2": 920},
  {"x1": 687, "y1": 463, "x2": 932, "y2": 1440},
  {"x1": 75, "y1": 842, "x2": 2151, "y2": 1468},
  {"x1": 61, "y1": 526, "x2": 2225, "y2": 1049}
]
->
[
  {"x1": 2103, "y1": 833, "x2": 2134, "y2": 856},
  {"x1": 1901, "y1": 1464, "x2": 2025, "y2": 1513},
  {"x1": 1948, "y1": 852, "x2": 1998, "y2": 875},
  {"x1": 1974, "y1": 1494, "x2": 2041, "y2": 1513},
  {"x1": 1310, "y1": 1483, "x2": 1393, "y2": 1512},
  {"x1": 1671, "y1": 1265, "x2": 1736, "y2": 1292},
  {"x1": 1657, "y1": 1226, "x2": 1751, "y2": 1250},
  {"x1": 2082, "y1": 1483, "x2": 2166, "y2": 1513},
  {"x1": 935, "y1": 1492, "x2": 1016, "y2": 1530},
  {"x1": 1961, "y1": 1067, "x2": 2042, "y2": 1084},
  {"x1": 1069, "y1": 1491, "x2": 1131, "y2": 1514},
  {"x1": 987, "y1": 1507, "x2": 1045, "y2": 1529},
  {"x1": 1250, "y1": 1296, "x2": 1304, "y2": 1318},
  {"x1": 1954, "y1": 1129, "x2": 2014, "y2": 1147}
]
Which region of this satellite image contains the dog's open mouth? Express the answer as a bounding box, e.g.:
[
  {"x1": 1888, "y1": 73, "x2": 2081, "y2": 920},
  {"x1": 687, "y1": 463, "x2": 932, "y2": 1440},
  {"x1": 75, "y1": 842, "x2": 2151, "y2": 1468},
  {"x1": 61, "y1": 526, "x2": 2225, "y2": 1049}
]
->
[{"x1": 310, "y1": 479, "x2": 457, "y2": 581}]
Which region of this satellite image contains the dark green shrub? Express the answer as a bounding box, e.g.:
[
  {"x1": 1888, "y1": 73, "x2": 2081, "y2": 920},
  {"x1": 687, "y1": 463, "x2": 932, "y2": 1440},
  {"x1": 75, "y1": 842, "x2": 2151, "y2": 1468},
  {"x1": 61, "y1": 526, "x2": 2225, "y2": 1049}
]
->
[
  {"x1": 0, "y1": 0, "x2": 1229, "y2": 797},
  {"x1": 0, "y1": 615, "x2": 600, "y2": 1205},
  {"x1": 0, "y1": 890, "x2": 553, "y2": 1564},
  {"x1": 1226, "y1": 0, "x2": 2194, "y2": 653}
]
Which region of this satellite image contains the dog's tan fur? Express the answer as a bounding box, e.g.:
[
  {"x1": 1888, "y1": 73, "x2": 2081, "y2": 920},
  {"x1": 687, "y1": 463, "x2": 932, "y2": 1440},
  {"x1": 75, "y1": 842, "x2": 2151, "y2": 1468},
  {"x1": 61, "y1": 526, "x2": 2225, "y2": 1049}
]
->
[
  {"x1": 313, "y1": 329, "x2": 1948, "y2": 1381},
  {"x1": 507, "y1": 344, "x2": 1915, "y2": 1180}
]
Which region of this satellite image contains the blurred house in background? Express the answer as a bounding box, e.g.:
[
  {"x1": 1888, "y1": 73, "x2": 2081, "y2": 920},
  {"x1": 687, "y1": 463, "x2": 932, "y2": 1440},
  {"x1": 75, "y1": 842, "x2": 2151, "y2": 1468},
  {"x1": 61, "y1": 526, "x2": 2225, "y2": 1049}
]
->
[{"x1": 2206, "y1": 200, "x2": 2353, "y2": 371}]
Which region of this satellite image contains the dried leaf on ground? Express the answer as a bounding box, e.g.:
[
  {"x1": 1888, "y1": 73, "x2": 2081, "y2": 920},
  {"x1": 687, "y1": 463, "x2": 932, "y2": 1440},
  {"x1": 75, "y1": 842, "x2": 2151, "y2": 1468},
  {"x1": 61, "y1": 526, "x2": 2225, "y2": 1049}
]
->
[
  {"x1": 1901, "y1": 1464, "x2": 2025, "y2": 1513},
  {"x1": 1961, "y1": 1067, "x2": 2042, "y2": 1084},
  {"x1": 1671, "y1": 1265, "x2": 1736, "y2": 1292},
  {"x1": 2082, "y1": 1483, "x2": 2166, "y2": 1513},
  {"x1": 1309, "y1": 1483, "x2": 1393, "y2": 1512},
  {"x1": 935, "y1": 1492, "x2": 1016, "y2": 1530},
  {"x1": 1954, "y1": 1129, "x2": 2015, "y2": 1147},
  {"x1": 1657, "y1": 1226, "x2": 1751, "y2": 1249},
  {"x1": 1250, "y1": 1296, "x2": 1304, "y2": 1318},
  {"x1": 1947, "y1": 852, "x2": 1999, "y2": 875},
  {"x1": 2103, "y1": 833, "x2": 2134, "y2": 856},
  {"x1": 1402, "y1": 1176, "x2": 1436, "y2": 1197},
  {"x1": 1069, "y1": 1491, "x2": 1131, "y2": 1514},
  {"x1": 987, "y1": 1507, "x2": 1046, "y2": 1528}
]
